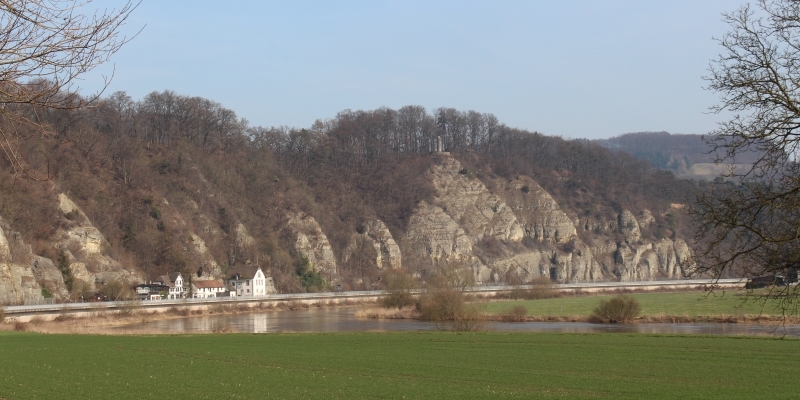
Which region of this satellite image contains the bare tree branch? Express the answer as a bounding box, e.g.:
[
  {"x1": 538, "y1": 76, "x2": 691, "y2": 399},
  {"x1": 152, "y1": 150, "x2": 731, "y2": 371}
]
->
[
  {"x1": 0, "y1": 0, "x2": 139, "y2": 180},
  {"x1": 691, "y1": 0, "x2": 800, "y2": 315}
]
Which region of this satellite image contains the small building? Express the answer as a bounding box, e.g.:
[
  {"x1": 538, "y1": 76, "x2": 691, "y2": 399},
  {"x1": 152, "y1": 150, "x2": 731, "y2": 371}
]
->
[
  {"x1": 133, "y1": 282, "x2": 169, "y2": 300},
  {"x1": 153, "y1": 273, "x2": 186, "y2": 299},
  {"x1": 227, "y1": 266, "x2": 277, "y2": 297},
  {"x1": 191, "y1": 280, "x2": 227, "y2": 299}
]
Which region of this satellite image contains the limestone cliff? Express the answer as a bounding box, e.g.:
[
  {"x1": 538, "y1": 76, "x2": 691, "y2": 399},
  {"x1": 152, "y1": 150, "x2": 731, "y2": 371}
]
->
[
  {"x1": 403, "y1": 156, "x2": 690, "y2": 283},
  {"x1": 346, "y1": 219, "x2": 402, "y2": 269},
  {"x1": 285, "y1": 211, "x2": 337, "y2": 277},
  {"x1": 0, "y1": 218, "x2": 67, "y2": 304},
  {"x1": 56, "y1": 194, "x2": 141, "y2": 291},
  {"x1": 0, "y1": 221, "x2": 44, "y2": 304}
]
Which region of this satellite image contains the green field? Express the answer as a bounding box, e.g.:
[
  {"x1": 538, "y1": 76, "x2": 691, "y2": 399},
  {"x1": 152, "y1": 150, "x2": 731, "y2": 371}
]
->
[
  {"x1": 483, "y1": 291, "x2": 784, "y2": 317},
  {"x1": 0, "y1": 331, "x2": 797, "y2": 399}
]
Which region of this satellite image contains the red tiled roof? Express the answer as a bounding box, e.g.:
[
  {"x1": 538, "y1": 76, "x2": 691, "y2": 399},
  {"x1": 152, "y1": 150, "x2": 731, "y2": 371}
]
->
[{"x1": 193, "y1": 280, "x2": 225, "y2": 289}]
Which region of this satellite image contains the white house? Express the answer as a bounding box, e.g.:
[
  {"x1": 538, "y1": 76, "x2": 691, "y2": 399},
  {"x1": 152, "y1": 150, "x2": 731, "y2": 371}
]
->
[
  {"x1": 191, "y1": 280, "x2": 227, "y2": 298},
  {"x1": 154, "y1": 273, "x2": 186, "y2": 299},
  {"x1": 228, "y1": 266, "x2": 276, "y2": 297}
]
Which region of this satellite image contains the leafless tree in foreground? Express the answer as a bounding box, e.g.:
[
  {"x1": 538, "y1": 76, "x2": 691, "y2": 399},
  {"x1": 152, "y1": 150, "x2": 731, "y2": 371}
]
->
[
  {"x1": 0, "y1": 0, "x2": 138, "y2": 179},
  {"x1": 690, "y1": 0, "x2": 800, "y2": 316}
]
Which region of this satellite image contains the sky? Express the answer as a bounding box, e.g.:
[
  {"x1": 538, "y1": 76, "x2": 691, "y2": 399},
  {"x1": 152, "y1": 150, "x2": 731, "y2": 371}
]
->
[{"x1": 80, "y1": 0, "x2": 740, "y2": 140}]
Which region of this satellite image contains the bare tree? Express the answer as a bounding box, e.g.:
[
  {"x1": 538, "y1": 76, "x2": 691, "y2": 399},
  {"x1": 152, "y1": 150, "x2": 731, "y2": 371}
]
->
[
  {"x1": 0, "y1": 0, "x2": 138, "y2": 179},
  {"x1": 690, "y1": 0, "x2": 800, "y2": 315}
]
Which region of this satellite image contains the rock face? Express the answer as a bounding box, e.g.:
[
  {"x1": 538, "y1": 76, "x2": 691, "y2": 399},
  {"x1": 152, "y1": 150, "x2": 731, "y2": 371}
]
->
[
  {"x1": 56, "y1": 194, "x2": 141, "y2": 291},
  {"x1": 31, "y1": 256, "x2": 68, "y2": 299},
  {"x1": 0, "y1": 223, "x2": 10, "y2": 261},
  {"x1": 186, "y1": 233, "x2": 223, "y2": 280},
  {"x1": 406, "y1": 201, "x2": 473, "y2": 260},
  {"x1": 0, "y1": 262, "x2": 43, "y2": 305},
  {"x1": 619, "y1": 209, "x2": 641, "y2": 243},
  {"x1": 286, "y1": 211, "x2": 337, "y2": 276},
  {"x1": 0, "y1": 218, "x2": 50, "y2": 304},
  {"x1": 404, "y1": 156, "x2": 690, "y2": 284},
  {"x1": 502, "y1": 179, "x2": 577, "y2": 244},
  {"x1": 348, "y1": 220, "x2": 402, "y2": 269}
]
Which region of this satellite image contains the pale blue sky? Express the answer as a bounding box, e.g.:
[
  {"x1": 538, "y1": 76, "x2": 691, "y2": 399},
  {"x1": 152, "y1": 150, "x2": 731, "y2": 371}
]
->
[{"x1": 82, "y1": 0, "x2": 739, "y2": 139}]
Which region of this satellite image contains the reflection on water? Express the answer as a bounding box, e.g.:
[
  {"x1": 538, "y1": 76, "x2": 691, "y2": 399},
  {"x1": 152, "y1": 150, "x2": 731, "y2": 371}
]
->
[{"x1": 114, "y1": 307, "x2": 800, "y2": 337}]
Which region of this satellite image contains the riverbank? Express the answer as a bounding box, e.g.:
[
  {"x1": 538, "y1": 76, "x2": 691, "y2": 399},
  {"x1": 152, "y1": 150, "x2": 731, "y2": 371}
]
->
[
  {"x1": 0, "y1": 298, "x2": 370, "y2": 334},
  {"x1": 355, "y1": 306, "x2": 800, "y2": 324},
  {"x1": 357, "y1": 290, "x2": 800, "y2": 324},
  {"x1": 3, "y1": 289, "x2": 796, "y2": 334}
]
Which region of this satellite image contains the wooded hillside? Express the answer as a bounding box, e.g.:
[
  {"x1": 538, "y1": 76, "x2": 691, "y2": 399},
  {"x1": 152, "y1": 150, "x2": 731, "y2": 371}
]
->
[{"x1": 0, "y1": 91, "x2": 703, "y2": 301}]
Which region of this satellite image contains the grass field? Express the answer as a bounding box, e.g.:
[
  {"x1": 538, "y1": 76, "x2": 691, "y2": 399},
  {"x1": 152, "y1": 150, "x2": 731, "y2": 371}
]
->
[
  {"x1": 483, "y1": 291, "x2": 787, "y2": 318},
  {"x1": 0, "y1": 331, "x2": 797, "y2": 399}
]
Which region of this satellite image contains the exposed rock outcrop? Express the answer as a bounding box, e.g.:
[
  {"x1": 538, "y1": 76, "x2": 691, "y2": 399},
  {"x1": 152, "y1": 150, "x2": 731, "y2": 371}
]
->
[
  {"x1": 286, "y1": 211, "x2": 337, "y2": 276},
  {"x1": 0, "y1": 262, "x2": 43, "y2": 305},
  {"x1": 619, "y1": 209, "x2": 641, "y2": 243},
  {"x1": 406, "y1": 201, "x2": 473, "y2": 260},
  {"x1": 428, "y1": 158, "x2": 524, "y2": 242},
  {"x1": 55, "y1": 193, "x2": 141, "y2": 291},
  {"x1": 501, "y1": 179, "x2": 577, "y2": 244},
  {"x1": 347, "y1": 220, "x2": 402, "y2": 269},
  {"x1": 639, "y1": 209, "x2": 655, "y2": 230},
  {"x1": 403, "y1": 156, "x2": 689, "y2": 284},
  {"x1": 31, "y1": 256, "x2": 68, "y2": 299},
  {"x1": 0, "y1": 219, "x2": 48, "y2": 304},
  {"x1": 186, "y1": 233, "x2": 222, "y2": 280},
  {"x1": 0, "y1": 223, "x2": 10, "y2": 261}
]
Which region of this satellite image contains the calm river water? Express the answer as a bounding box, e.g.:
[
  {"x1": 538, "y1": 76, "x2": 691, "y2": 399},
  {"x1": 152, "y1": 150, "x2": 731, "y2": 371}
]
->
[{"x1": 113, "y1": 307, "x2": 800, "y2": 337}]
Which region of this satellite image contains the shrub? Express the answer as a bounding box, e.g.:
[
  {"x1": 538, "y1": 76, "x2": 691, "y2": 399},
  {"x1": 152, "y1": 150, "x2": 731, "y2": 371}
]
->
[
  {"x1": 0, "y1": 306, "x2": 4, "y2": 323},
  {"x1": 526, "y1": 277, "x2": 559, "y2": 299},
  {"x1": 53, "y1": 312, "x2": 75, "y2": 322},
  {"x1": 167, "y1": 307, "x2": 191, "y2": 316},
  {"x1": 591, "y1": 295, "x2": 641, "y2": 323},
  {"x1": 451, "y1": 304, "x2": 485, "y2": 332},
  {"x1": 504, "y1": 305, "x2": 528, "y2": 322},
  {"x1": 382, "y1": 269, "x2": 416, "y2": 309},
  {"x1": 297, "y1": 257, "x2": 326, "y2": 292},
  {"x1": 13, "y1": 321, "x2": 30, "y2": 331},
  {"x1": 417, "y1": 263, "x2": 484, "y2": 331}
]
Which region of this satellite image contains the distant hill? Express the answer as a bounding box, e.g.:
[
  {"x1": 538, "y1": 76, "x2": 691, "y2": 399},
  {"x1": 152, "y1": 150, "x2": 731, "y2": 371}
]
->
[{"x1": 592, "y1": 131, "x2": 760, "y2": 180}]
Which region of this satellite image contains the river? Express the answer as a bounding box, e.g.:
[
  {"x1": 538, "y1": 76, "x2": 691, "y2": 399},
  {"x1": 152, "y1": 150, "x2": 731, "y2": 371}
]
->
[{"x1": 112, "y1": 307, "x2": 800, "y2": 336}]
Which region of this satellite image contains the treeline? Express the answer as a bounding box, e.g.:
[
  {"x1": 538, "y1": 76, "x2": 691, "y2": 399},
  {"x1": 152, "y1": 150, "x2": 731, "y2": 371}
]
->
[{"x1": 263, "y1": 107, "x2": 697, "y2": 215}]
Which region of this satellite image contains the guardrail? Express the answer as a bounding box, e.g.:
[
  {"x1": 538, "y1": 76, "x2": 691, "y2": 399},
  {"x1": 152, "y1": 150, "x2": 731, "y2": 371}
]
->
[{"x1": 2, "y1": 278, "x2": 743, "y2": 316}]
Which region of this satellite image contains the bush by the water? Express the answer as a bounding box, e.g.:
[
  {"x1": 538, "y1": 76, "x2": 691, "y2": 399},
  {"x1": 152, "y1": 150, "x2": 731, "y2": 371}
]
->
[
  {"x1": 417, "y1": 263, "x2": 484, "y2": 331},
  {"x1": 503, "y1": 305, "x2": 528, "y2": 322},
  {"x1": 382, "y1": 269, "x2": 416, "y2": 309},
  {"x1": 591, "y1": 295, "x2": 641, "y2": 323},
  {"x1": 0, "y1": 306, "x2": 4, "y2": 323}
]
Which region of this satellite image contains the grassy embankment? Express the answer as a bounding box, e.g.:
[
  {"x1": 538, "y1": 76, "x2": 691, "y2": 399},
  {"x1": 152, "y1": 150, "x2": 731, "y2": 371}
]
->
[
  {"x1": 483, "y1": 291, "x2": 796, "y2": 322},
  {"x1": 0, "y1": 331, "x2": 797, "y2": 399}
]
